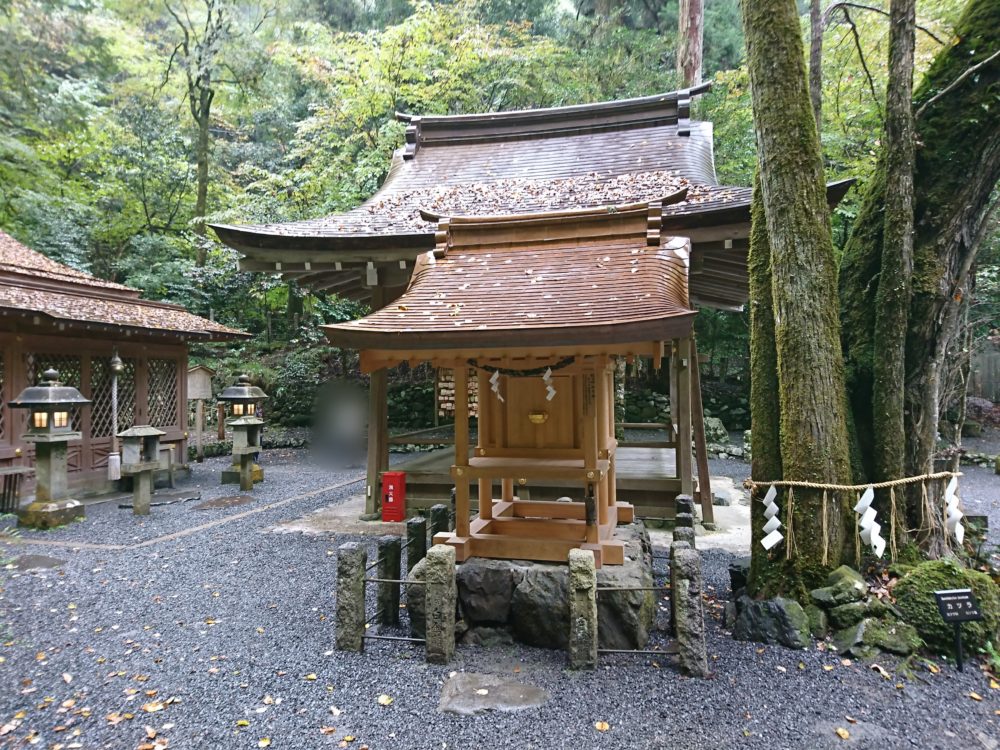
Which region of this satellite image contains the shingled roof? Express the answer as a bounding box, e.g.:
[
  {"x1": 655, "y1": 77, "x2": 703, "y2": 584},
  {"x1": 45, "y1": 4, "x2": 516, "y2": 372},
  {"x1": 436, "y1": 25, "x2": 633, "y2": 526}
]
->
[
  {"x1": 324, "y1": 200, "x2": 696, "y2": 353},
  {"x1": 212, "y1": 85, "x2": 852, "y2": 311},
  {"x1": 0, "y1": 231, "x2": 247, "y2": 340}
]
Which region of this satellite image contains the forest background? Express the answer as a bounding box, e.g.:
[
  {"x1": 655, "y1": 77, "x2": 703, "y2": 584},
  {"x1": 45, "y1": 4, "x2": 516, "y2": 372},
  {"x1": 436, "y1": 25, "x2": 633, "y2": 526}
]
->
[{"x1": 1, "y1": 0, "x2": 996, "y2": 434}]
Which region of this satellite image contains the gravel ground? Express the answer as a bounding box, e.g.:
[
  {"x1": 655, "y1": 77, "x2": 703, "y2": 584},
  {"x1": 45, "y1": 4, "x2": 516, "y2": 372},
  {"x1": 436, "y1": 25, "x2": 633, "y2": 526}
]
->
[{"x1": 1, "y1": 451, "x2": 999, "y2": 750}]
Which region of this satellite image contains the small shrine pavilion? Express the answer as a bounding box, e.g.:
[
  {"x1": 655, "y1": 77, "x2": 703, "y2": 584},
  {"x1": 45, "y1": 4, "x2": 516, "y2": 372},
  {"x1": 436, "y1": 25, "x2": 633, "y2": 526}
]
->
[
  {"x1": 325, "y1": 197, "x2": 697, "y2": 566},
  {"x1": 212, "y1": 85, "x2": 851, "y2": 524},
  {"x1": 0, "y1": 231, "x2": 246, "y2": 490}
]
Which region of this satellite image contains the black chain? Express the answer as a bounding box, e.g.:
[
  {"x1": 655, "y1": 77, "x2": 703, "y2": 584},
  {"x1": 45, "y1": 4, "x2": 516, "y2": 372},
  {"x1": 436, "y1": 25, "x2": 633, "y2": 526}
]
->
[{"x1": 467, "y1": 356, "x2": 575, "y2": 378}]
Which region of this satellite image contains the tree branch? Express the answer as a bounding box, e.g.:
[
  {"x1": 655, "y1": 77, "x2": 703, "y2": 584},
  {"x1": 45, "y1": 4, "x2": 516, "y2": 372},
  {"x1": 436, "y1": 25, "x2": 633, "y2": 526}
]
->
[
  {"x1": 915, "y1": 48, "x2": 1000, "y2": 120},
  {"x1": 834, "y1": 5, "x2": 883, "y2": 123},
  {"x1": 823, "y1": 2, "x2": 946, "y2": 45}
]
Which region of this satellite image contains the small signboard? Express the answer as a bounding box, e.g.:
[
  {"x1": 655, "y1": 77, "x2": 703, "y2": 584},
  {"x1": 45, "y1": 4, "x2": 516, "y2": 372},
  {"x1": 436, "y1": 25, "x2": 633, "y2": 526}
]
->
[{"x1": 934, "y1": 588, "x2": 984, "y2": 623}]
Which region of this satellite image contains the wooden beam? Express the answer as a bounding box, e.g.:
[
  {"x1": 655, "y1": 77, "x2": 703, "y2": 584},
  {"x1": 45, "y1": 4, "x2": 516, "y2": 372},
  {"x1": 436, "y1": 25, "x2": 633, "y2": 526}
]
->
[
  {"x1": 365, "y1": 286, "x2": 389, "y2": 517},
  {"x1": 454, "y1": 366, "x2": 470, "y2": 538},
  {"x1": 690, "y1": 337, "x2": 714, "y2": 526},
  {"x1": 676, "y1": 337, "x2": 694, "y2": 496}
]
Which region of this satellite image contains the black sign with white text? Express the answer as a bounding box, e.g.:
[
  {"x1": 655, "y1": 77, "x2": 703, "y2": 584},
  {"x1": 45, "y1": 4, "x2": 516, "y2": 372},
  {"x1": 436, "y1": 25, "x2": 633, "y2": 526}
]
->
[{"x1": 934, "y1": 589, "x2": 984, "y2": 623}]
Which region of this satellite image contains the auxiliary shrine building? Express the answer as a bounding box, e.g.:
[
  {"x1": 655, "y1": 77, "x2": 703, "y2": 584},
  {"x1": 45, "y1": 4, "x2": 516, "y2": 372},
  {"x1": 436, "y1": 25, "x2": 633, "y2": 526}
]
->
[{"x1": 0, "y1": 231, "x2": 246, "y2": 490}]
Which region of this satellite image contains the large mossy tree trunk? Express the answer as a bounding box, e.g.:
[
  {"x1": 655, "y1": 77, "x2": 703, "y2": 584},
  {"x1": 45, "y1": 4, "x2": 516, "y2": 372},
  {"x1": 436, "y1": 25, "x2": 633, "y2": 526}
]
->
[
  {"x1": 742, "y1": 0, "x2": 854, "y2": 598},
  {"x1": 840, "y1": 0, "x2": 1000, "y2": 546},
  {"x1": 871, "y1": 0, "x2": 916, "y2": 554}
]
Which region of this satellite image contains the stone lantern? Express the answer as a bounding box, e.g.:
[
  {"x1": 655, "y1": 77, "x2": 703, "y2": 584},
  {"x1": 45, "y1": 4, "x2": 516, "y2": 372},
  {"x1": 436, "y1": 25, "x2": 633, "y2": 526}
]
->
[
  {"x1": 217, "y1": 374, "x2": 267, "y2": 490},
  {"x1": 9, "y1": 368, "x2": 91, "y2": 528},
  {"x1": 118, "y1": 425, "x2": 165, "y2": 515}
]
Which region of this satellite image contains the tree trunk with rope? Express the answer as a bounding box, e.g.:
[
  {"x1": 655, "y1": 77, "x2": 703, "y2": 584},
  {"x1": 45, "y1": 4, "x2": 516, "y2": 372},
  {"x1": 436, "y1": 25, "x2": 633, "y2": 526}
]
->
[
  {"x1": 742, "y1": 0, "x2": 854, "y2": 597},
  {"x1": 840, "y1": 0, "x2": 1000, "y2": 553}
]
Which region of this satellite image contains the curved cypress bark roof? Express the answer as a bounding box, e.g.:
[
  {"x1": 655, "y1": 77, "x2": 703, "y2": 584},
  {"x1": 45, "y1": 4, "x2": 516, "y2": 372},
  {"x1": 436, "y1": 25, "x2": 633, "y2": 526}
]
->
[{"x1": 212, "y1": 85, "x2": 853, "y2": 310}]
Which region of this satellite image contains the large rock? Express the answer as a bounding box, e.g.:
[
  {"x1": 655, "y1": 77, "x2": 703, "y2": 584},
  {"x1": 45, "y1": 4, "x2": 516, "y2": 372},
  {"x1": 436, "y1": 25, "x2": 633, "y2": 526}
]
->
[
  {"x1": 728, "y1": 557, "x2": 750, "y2": 593},
  {"x1": 510, "y1": 565, "x2": 569, "y2": 649},
  {"x1": 596, "y1": 557, "x2": 655, "y2": 649},
  {"x1": 410, "y1": 523, "x2": 655, "y2": 651},
  {"x1": 703, "y1": 416, "x2": 729, "y2": 444},
  {"x1": 833, "y1": 618, "x2": 922, "y2": 658},
  {"x1": 804, "y1": 604, "x2": 828, "y2": 638},
  {"x1": 456, "y1": 557, "x2": 520, "y2": 624},
  {"x1": 810, "y1": 576, "x2": 867, "y2": 608},
  {"x1": 828, "y1": 598, "x2": 890, "y2": 630},
  {"x1": 732, "y1": 596, "x2": 810, "y2": 649}
]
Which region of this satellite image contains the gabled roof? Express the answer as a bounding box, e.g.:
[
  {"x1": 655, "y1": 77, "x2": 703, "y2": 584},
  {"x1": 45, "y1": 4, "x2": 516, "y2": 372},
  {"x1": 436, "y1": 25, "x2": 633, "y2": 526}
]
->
[
  {"x1": 324, "y1": 201, "x2": 695, "y2": 353},
  {"x1": 212, "y1": 86, "x2": 853, "y2": 311},
  {"x1": 0, "y1": 231, "x2": 247, "y2": 340}
]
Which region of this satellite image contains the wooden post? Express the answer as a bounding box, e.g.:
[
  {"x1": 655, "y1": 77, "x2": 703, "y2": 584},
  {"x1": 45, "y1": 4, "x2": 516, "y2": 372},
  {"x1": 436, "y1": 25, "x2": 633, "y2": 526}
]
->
[
  {"x1": 669, "y1": 340, "x2": 680, "y2": 446},
  {"x1": 454, "y1": 366, "x2": 470, "y2": 538},
  {"x1": 476, "y1": 369, "x2": 492, "y2": 521},
  {"x1": 365, "y1": 366, "x2": 388, "y2": 517},
  {"x1": 595, "y1": 361, "x2": 610, "y2": 528},
  {"x1": 217, "y1": 402, "x2": 225, "y2": 441},
  {"x1": 582, "y1": 367, "x2": 599, "y2": 544},
  {"x1": 195, "y1": 399, "x2": 205, "y2": 463},
  {"x1": 677, "y1": 338, "x2": 694, "y2": 496},
  {"x1": 690, "y1": 338, "x2": 715, "y2": 527}
]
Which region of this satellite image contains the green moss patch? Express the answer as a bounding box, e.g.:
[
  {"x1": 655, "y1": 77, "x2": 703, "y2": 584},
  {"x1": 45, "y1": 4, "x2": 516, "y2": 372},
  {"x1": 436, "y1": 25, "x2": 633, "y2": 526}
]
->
[{"x1": 893, "y1": 560, "x2": 1000, "y2": 655}]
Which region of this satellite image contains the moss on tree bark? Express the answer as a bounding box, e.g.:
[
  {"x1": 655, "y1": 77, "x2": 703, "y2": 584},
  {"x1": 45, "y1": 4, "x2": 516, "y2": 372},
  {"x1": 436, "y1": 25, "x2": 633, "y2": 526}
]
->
[
  {"x1": 840, "y1": 0, "x2": 1000, "y2": 545},
  {"x1": 742, "y1": 0, "x2": 853, "y2": 597}
]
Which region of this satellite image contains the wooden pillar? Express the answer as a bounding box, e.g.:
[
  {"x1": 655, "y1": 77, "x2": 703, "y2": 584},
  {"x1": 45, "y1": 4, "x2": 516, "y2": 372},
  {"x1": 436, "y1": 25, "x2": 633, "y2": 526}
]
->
[
  {"x1": 669, "y1": 341, "x2": 680, "y2": 445},
  {"x1": 364, "y1": 285, "x2": 399, "y2": 518},
  {"x1": 676, "y1": 338, "x2": 694, "y2": 496},
  {"x1": 582, "y1": 367, "x2": 599, "y2": 545},
  {"x1": 595, "y1": 361, "x2": 610, "y2": 529},
  {"x1": 365, "y1": 366, "x2": 388, "y2": 517},
  {"x1": 454, "y1": 366, "x2": 470, "y2": 538},
  {"x1": 690, "y1": 338, "x2": 715, "y2": 527},
  {"x1": 476, "y1": 369, "x2": 492, "y2": 521}
]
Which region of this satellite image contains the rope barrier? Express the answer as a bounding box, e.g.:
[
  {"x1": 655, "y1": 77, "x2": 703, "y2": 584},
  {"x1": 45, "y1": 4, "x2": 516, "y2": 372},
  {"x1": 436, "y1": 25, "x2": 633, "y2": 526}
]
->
[{"x1": 744, "y1": 471, "x2": 963, "y2": 563}]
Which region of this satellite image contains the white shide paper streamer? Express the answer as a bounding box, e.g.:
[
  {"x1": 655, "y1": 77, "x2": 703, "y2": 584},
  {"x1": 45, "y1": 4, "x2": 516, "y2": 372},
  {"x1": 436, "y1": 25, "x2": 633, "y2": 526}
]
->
[{"x1": 760, "y1": 485, "x2": 784, "y2": 551}]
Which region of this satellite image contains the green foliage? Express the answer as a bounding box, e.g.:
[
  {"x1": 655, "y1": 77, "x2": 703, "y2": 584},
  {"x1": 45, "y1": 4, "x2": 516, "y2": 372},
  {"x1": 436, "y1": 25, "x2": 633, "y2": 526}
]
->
[
  {"x1": 893, "y1": 559, "x2": 1000, "y2": 655},
  {"x1": 387, "y1": 380, "x2": 436, "y2": 430}
]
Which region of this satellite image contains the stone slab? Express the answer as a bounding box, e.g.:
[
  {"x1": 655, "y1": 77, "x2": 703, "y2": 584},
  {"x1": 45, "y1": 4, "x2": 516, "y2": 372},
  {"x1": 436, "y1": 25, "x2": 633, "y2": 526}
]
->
[
  {"x1": 438, "y1": 673, "x2": 550, "y2": 716},
  {"x1": 11, "y1": 554, "x2": 65, "y2": 570},
  {"x1": 192, "y1": 495, "x2": 253, "y2": 511}
]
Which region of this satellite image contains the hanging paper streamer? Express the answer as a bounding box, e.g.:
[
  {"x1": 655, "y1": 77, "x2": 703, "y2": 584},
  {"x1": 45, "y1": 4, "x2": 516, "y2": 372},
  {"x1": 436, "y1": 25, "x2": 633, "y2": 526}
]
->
[
  {"x1": 760, "y1": 485, "x2": 784, "y2": 551},
  {"x1": 489, "y1": 370, "x2": 505, "y2": 403},
  {"x1": 542, "y1": 367, "x2": 556, "y2": 401},
  {"x1": 944, "y1": 476, "x2": 964, "y2": 545},
  {"x1": 853, "y1": 486, "x2": 886, "y2": 558}
]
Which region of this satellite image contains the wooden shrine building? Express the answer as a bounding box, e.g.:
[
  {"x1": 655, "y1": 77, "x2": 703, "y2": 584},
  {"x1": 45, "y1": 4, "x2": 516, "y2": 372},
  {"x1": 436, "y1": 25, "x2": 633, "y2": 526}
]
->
[
  {"x1": 211, "y1": 85, "x2": 851, "y2": 524},
  {"x1": 0, "y1": 231, "x2": 247, "y2": 490},
  {"x1": 325, "y1": 198, "x2": 698, "y2": 566}
]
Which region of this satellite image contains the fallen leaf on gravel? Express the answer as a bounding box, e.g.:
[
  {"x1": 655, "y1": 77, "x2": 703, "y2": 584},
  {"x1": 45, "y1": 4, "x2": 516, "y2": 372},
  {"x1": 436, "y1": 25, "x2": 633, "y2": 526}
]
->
[
  {"x1": 263, "y1": 695, "x2": 274, "y2": 705},
  {"x1": 377, "y1": 694, "x2": 393, "y2": 706},
  {"x1": 236, "y1": 720, "x2": 249, "y2": 727},
  {"x1": 989, "y1": 679, "x2": 999, "y2": 690},
  {"x1": 320, "y1": 727, "x2": 337, "y2": 735},
  {"x1": 594, "y1": 721, "x2": 610, "y2": 732},
  {"x1": 475, "y1": 689, "x2": 488, "y2": 696},
  {"x1": 840, "y1": 659, "x2": 852, "y2": 666},
  {"x1": 258, "y1": 739, "x2": 271, "y2": 748},
  {"x1": 776, "y1": 666, "x2": 786, "y2": 673},
  {"x1": 0, "y1": 720, "x2": 22, "y2": 736},
  {"x1": 823, "y1": 665, "x2": 835, "y2": 672},
  {"x1": 895, "y1": 683, "x2": 904, "y2": 690},
  {"x1": 106, "y1": 712, "x2": 130, "y2": 725},
  {"x1": 835, "y1": 728, "x2": 850, "y2": 740},
  {"x1": 755, "y1": 648, "x2": 765, "y2": 654},
  {"x1": 926, "y1": 662, "x2": 940, "y2": 674},
  {"x1": 329, "y1": 706, "x2": 341, "y2": 717},
  {"x1": 846, "y1": 716, "x2": 857, "y2": 724},
  {"x1": 145, "y1": 726, "x2": 157, "y2": 739},
  {"x1": 141, "y1": 702, "x2": 164, "y2": 713},
  {"x1": 256, "y1": 628, "x2": 265, "y2": 634},
  {"x1": 798, "y1": 662, "x2": 806, "y2": 670},
  {"x1": 969, "y1": 692, "x2": 983, "y2": 701},
  {"x1": 305, "y1": 674, "x2": 317, "y2": 681},
  {"x1": 62, "y1": 673, "x2": 73, "y2": 684},
  {"x1": 870, "y1": 664, "x2": 891, "y2": 680}
]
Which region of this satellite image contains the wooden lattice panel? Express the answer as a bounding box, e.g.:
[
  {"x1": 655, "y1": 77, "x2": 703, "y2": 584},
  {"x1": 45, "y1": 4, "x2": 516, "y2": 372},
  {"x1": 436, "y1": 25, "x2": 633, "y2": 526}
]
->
[
  {"x1": 88, "y1": 356, "x2": 138, "y2": 435},
  {"x1": 148, "y1": 358, "x2": 179, "y2": 428},
  {"x1": 24, "y1": 352, "x2": 83, "y2": 431}
]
